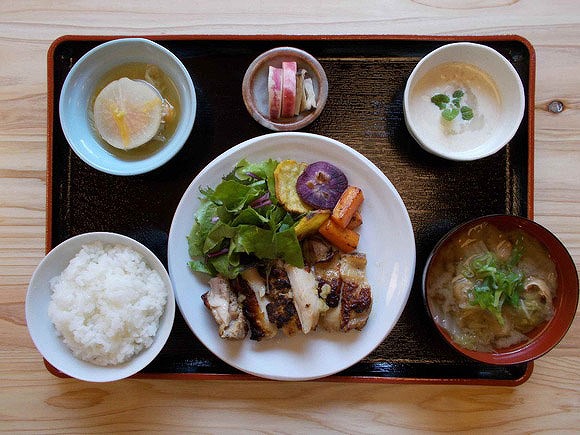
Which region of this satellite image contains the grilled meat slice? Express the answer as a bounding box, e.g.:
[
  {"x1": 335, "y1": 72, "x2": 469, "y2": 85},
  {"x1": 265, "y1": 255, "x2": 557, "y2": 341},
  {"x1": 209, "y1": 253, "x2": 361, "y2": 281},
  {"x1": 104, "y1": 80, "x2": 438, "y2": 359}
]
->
[
  {"x1": 264, "y1": 261, "x2": 301, "y2": 335},
  {"x1": 202, "y1": 276, "x2": 248, "y2": 340},
  {"x1": 302, "y1": 235, "x2": 336, "y2": 265},
  {"x1": 315, "y1": 253, "x2": 372, "y2": 332},
  {"x1": 284, "y1": 264, "x2": 320, "y2": 334},
  {"x1": 315, "y1": 254, "x2": 342, "y2": 331},
  {"x1": 339, "y1": 253, "x2": 372, "y2": 331},
  {"x1": 232, "y1": 268, "x2": 277, "y2": 341},
  {"x1": 204, "y1": 251, "x2": 371, "y2": 340},
  {"x1": 315, "y1": 253, "x2": 342, "y2": 308}
]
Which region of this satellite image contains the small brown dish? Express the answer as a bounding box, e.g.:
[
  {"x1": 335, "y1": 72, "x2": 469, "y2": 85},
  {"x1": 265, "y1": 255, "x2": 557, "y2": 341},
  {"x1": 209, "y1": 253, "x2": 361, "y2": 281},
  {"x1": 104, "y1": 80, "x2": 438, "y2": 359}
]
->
[
  {"x1": 242, "y1": 46, "x2": 328, "y2": 131},
  {"x1": 422, "y1": 215, "x2": 578, "y2": 365}
]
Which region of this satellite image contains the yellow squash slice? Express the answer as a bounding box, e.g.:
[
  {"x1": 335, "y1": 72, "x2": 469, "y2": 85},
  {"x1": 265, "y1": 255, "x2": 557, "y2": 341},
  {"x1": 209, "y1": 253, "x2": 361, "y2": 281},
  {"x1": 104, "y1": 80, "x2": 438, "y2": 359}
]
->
[{"x1": 274, "y1": 160, "x2": 313, "y2": 214}]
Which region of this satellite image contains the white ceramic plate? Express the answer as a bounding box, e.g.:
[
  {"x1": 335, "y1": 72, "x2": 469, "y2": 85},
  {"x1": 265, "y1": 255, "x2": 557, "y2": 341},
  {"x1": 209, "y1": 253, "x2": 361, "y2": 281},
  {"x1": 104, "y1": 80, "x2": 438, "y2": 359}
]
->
[{"x1": 168, "y1": 132, "x2": 415, "y2": 381}]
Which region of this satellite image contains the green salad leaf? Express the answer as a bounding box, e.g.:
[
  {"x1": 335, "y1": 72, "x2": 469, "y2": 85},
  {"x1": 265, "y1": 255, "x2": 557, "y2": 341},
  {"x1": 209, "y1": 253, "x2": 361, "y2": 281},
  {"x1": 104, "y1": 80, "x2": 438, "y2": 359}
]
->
[
  {"x1": 187, "y1": 159, "x2": 304, "y2": 279},
  {"x1": 463, "y1": 238, "x2": 525, "y2": 325}
]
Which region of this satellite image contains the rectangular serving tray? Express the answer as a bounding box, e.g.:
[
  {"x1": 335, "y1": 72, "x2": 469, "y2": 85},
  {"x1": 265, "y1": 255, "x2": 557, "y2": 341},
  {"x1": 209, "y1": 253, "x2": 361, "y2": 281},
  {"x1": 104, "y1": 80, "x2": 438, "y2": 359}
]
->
[{"x1": 46, "y1": 35, "x2": 535, "y2": 385}]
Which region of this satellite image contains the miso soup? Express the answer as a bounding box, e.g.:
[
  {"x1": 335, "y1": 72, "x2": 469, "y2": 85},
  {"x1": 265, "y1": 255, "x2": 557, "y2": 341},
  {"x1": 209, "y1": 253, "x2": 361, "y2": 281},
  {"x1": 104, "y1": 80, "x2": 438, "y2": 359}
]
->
[{"x1": 427, "y1": 222, "x2": 557, "y2": 352}]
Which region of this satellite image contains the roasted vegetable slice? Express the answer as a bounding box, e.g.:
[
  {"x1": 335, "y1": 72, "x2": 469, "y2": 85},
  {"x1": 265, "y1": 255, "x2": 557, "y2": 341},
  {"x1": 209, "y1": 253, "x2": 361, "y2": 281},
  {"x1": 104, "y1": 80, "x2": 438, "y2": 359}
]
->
[
  {"x1": 346, "y1": 210, "x2": 363, "y2": 230},
  {"x1": 296, "y1": 161, "x2": 348, "y2": 209},
  {"x1": 294, "y1": 209, "x2": 331, "y2": 239},
  {"x1": 332, "y1": 186, "x2": 364, "y2": 228},
  {"x1": 274, "y1": 160, "x2": 313, "y2": 214},
  {"x1": 319, "y1": 218, "x2": 360, "y2": 253}
]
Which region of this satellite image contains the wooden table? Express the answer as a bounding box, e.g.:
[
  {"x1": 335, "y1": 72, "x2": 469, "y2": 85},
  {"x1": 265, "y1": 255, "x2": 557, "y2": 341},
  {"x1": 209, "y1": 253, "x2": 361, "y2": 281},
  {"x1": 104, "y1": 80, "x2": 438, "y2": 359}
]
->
[{"x1": 2, "y1": 2, "x2": 578, "y2": 432}]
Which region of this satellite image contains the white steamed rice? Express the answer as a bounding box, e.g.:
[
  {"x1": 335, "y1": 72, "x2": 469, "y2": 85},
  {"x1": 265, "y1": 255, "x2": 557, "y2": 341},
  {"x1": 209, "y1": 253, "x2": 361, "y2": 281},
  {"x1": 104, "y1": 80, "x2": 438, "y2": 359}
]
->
[{"x1": 48, "y1": 241, "x2": 167, "y2": 366}]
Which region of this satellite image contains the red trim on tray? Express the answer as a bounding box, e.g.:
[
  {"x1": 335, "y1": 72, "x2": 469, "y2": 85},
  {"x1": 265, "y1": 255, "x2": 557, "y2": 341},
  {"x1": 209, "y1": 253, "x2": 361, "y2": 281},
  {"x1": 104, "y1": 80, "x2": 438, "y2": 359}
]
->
[{"x1": 44, "y1": 359, "x2": 533, "y2": 386}]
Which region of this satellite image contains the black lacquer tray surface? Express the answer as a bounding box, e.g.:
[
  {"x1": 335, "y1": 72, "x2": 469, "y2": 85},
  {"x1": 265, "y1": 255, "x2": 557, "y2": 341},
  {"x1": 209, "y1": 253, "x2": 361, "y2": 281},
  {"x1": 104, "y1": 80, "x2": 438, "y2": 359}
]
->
[{"x1": 47, "y1": 35, "x2": 534, "y2": 384}]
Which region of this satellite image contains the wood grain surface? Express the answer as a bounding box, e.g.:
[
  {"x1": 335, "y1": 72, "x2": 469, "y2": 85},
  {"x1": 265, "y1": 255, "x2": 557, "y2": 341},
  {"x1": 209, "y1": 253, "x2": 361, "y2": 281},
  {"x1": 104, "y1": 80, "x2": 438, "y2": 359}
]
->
[{"x1": 1, "y1": 1, "x2": 579, "y2": 432}]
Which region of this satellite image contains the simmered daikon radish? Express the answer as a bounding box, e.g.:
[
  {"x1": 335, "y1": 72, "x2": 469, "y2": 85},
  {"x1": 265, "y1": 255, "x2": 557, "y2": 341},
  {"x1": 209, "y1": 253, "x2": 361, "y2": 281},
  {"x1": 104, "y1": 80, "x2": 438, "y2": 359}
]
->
[{"x1": 93, "y1": 77, "x2": 163, "y2": 150}]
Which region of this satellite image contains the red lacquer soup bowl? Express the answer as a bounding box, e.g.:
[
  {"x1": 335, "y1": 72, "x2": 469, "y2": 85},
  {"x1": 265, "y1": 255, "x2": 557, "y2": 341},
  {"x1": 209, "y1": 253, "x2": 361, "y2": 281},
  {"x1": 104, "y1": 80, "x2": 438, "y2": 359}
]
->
[{"x1": 422, "y1": 215, "x2": 578, "y2": 365}]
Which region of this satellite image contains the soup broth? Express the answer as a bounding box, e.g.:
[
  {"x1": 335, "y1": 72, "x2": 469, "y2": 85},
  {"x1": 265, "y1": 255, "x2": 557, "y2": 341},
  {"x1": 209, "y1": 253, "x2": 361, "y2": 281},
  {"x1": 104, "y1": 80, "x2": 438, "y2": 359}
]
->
[
  {"x1": 409, "y1": 62, "x2": 501, "y2": 154},
  {"x1": 427, "y1": 222, "x2": 557, "y2": 352},
  {"x1": 89, "y1": 62, "x2": 181, "y2": 160}
]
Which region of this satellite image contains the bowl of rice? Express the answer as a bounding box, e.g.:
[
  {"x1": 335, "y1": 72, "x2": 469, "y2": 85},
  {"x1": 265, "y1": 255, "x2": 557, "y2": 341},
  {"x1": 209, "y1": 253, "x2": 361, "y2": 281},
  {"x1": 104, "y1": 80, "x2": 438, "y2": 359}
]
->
[{"x1": 26, "y1": 232, "x2": 175, "y2": 382}]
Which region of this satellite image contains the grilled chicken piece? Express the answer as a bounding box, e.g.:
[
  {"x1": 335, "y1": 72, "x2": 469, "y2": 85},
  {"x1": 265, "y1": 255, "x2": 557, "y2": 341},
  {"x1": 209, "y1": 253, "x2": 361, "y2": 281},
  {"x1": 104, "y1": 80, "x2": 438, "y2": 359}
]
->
[
  {"x1": 302, "y1": 235, "x2": 336, "y2": 265},
  {"x1": 232, "y1": 268, "x2": 277, "y2": 341},
  {"x1": 284, "y1": 264, "x2": 320, "y2": 334},
  {"x1": 263, "y1": 261, "x2": 301, "y2": 335},
  {"x1": 315, "y1": 253, "x2": 372, "y2": 332},
  {"x1": 315, "y1": 254, "x2": 342, "y2": 331},
  {"x1": 202, "y1": 276, "x2": 248, "y2": 340},
  {"x1": 315, "y1": 253, "x2": 342, "y2": 308},
  {"x1": 204, "y1": 251, "x2": 371, "y2": 340},
  {"x1": 339, "y1": 253, "x2": 372, "y2": 331}
]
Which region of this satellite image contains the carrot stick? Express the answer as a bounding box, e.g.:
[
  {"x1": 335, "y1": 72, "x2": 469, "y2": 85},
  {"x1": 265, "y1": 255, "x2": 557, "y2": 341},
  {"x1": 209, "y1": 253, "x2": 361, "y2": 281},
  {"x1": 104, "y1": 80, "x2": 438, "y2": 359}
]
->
[
  {"x1": 332, "y1": 186, "x2": 364, "y2": 228},
  {"x1": 346, "y1": 210, "x2": 363, "y2": 230},
  {"x1": 319, "y1": 218, "x2": 359, "y2": 253}
]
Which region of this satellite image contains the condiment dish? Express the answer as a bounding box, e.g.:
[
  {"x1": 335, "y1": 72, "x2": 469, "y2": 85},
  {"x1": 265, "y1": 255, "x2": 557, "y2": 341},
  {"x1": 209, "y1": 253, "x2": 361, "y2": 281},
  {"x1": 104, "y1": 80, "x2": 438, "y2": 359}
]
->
[
  {"x1": 59, "y1": 38, "x2": 196, "y2": 175},
  {"x1": 242, "y1": 47, "x2": 328, "y2": 131},
  {"x1": 26, "y1": 232, "x2": 175, "y2": 382},
  {"x1": 423, "y1": 215, "x2": 578, "y2": 365},
  {"x1": 404, "y1": 42, "x2": 525, "y2": 161}
]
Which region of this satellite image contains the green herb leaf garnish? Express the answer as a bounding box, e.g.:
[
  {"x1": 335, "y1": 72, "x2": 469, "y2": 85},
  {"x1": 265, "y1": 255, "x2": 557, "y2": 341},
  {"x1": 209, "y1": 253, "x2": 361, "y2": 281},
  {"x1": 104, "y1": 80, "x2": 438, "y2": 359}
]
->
[
  {"x1": 442, "y1": 107, "x2": 460, "y2": 121},
  {"x1": 463, "y1": 240, "x2": 525, "y2": 325},
  {"x1": 460, "y1": 106, "x2": 474, "y2": 121},
  {"x1": 431, "y1": 89, "x2": 474, "y2": 122},
  {"x1": 452, "y1": 89, "x2": 464, "y2": 99},
  {"x1": 430, "y1": 94, "x2": 450, "y2": 110}
]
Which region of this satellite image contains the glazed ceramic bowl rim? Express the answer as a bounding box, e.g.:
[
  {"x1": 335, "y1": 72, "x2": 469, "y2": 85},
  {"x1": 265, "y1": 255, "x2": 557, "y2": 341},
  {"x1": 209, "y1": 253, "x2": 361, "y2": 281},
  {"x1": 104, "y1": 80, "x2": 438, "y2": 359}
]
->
[
  {"x1": 403, "y1": 42, "x2": 525, "y2": 161},
  {"x1": 25, "y1": 232, "x2": 176, "y2": 382},
  {"x1": 422, "y1": 214, "x2": 579, "y2": 365},
  {"x1": 58, "y1": 37, "x2": 196, "y2": 176}
]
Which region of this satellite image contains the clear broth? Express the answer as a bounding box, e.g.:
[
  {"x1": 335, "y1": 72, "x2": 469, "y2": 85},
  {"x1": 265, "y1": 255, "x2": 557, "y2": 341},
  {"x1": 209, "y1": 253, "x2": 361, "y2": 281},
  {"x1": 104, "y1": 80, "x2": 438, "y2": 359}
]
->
[{"x1": 89, "y1": 63, "x2": 181, "y2": 160}]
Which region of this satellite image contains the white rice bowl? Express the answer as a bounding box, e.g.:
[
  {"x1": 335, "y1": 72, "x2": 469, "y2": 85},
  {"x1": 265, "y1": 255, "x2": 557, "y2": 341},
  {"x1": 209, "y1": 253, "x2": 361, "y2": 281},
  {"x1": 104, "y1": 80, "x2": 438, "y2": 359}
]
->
[
  {"x1": 26, "y1": 232, "x2": 175, "y2": 382},
  {"x1": 48, "y1": 241, "x2": 167, "y2": 366}
]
